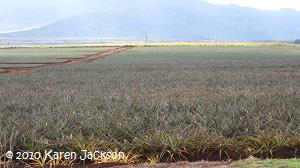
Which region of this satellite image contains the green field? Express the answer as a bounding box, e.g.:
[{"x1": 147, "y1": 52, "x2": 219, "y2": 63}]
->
[
  {"x1": 0, "y1": 45, "x2": 300, "y2": 166},
  {"x1": 0, "y1": 47, "x2": 111, "y2": 67}
]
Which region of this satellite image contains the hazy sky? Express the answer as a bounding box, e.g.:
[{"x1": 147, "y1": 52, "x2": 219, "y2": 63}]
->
[
  {"x1": 205, "y1": 0, "x2": 300, "y2": 11},
  {"x1": 0, "y1": 0, "x2": 125, "y2": 32},
  {"x1": 0, "y1": 0, "x2": 104, "y2": 17},
  {"x1": 1, "y1": 0, "x2": 300, "y2": 13}
]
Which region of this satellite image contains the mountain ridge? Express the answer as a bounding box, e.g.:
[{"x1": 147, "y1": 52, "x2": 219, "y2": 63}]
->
[{"x1": 1, "y1": 0, "x2": 300, "y2": 41}]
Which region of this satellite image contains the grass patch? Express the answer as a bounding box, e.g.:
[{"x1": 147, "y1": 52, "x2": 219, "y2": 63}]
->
[{"x1": 239, "y1": 157, "x2": 300, "y2": 168}]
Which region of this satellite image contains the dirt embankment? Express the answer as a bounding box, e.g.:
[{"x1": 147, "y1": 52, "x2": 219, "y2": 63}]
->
[
  {"x1": 0, "y1": 47, "x2": 131, "y2": 75},
  {"x1": 5, "y1": 161, "x2": 237, "y2": 168}
]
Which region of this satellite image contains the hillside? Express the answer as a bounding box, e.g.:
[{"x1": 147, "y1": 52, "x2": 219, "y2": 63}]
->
[{"x1": 1, "y1": 0, "x2": 300, "y2": 41}]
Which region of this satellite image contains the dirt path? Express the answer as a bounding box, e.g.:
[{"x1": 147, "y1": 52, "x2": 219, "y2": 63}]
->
[
  {"x1": 113, "y1": 161, "x2": 237, "y2": 168},
  {"x1": 4, "y1": 161, "x2": 238, "y2": 168},
  {"x1": 0, "y1": 47, "x2": 132, "y2": 75}
]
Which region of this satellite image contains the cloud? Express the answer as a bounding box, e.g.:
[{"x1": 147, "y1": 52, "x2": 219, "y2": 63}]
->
[{"x1": 205, "y1": 0, "x2": 300, "y2": 11}]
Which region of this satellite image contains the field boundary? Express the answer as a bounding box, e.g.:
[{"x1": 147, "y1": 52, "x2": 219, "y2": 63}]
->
[{"x1": 0, "y1": 42, "x2": 299, "y2": 49}]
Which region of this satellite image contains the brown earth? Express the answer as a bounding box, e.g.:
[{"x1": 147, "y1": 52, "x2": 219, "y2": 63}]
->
[
  {"x1": 0, "y1": 47, "x2": 131, "y2": 75},
  {"x1": 4, "y1": 161, "x2": 237, "y2": 168},
  {"x1": 114, "y1": 161, "x2": 237, "y2": 168}
]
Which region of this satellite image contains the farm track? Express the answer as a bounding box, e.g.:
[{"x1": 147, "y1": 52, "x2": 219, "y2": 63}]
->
[
  {"x1": 0, "y1": 47, "x2": 132, "y2": 75},
  {"x1": 6, "y1": 161, "x2": 237, "y2": 168},
  {"x1": 115, "y1": 161, "x2": 237, "y2": 168}
]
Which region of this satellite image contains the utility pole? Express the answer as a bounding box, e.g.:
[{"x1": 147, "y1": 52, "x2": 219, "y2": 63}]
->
[{"x1": 145, "y1": 33, "x2": 148, "y2": 45}]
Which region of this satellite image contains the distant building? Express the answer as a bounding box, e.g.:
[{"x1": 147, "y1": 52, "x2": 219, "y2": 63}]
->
[{"x1": 294, "y1": 39, "x2": 300, "y2": 44}]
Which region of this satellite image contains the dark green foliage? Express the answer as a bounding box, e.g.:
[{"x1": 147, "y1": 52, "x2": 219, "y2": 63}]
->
[{"x1": 1, "y1": 46, "x2": 300, "y2": 163}]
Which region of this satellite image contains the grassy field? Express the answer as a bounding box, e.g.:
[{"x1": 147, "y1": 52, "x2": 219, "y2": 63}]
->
[
  {"x1": 0, "y1": 47, "x2": 112, "y2": 67},
  {"x1": 0, "y1": 45, "x2": 300, "y2": 166}
]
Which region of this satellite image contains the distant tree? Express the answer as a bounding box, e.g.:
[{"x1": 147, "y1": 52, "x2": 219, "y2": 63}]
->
[{"x1": 294, "y1": 39, "x2": 300, "y2": 44}]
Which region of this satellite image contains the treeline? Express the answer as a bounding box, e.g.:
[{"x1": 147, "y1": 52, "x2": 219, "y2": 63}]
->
[{"x1": 294, "y1": 39, "x2": 300, "y2": 44}]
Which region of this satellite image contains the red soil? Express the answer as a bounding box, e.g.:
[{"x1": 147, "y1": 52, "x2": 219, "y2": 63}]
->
[
  {"x1": 0, "y1": 47, "x2": 131, "y2": 75},
  {"x1": 5, "y1": 161, "x2": 237, "y2": 168}
]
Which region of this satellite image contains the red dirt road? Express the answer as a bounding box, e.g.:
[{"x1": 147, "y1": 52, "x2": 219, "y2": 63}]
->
[
  {"x1": 5, "y1": 161, "x2": 237, "y2": 168},
  {"x1": 0, "y1": 47, "x2": 131, "y2": 75},
  {"x1": 114, "y1": 161, "x2": 237, "y2": 168}
]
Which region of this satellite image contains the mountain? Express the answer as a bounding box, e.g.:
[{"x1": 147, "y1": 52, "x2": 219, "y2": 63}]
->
[
  {"x1": 1, "y1": 0, "x2": 300, "y2": 41},
  {"x1": 0, "y1": 0, "x2": 112, "y2": 33}
]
